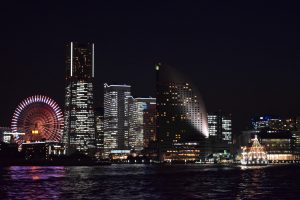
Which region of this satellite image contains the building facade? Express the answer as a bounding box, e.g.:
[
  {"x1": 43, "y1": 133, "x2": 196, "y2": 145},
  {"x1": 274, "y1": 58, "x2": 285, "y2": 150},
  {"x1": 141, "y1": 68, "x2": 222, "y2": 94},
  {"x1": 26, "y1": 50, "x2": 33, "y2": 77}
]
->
[
  {"x1": 259, "y1": 131, "x2": 296, "y2": 161},
  {"x1": 143, "y1": 101, "x2": 157, "y2": 149},
  {"x1": 103, "y1": 84, "x2": 131, "y2": 157},
  {"x1": 95, "y1": 107, "x2": 104, "y2": 158},
  {"x1": 156, "y1": 63, "x2": 209, "y2": 162},
  {"x1": 207, "y1": 112, "x2": 232, "y2": 156},
  {"x1": 128, "y1": 97, "x2": 156, "y2": 152},
  {"x1": 63, "y1": 42, "x2": 96, "y2": 155},
  {"x1": 222, "y1": 116, "x2": 232, "y2": 142},
  {"x1": 208, "y1": 112, "x2": 232, "y2": 143},
  {"x1": 22, "y1": 141, "x2": 66, "y2": 161}
]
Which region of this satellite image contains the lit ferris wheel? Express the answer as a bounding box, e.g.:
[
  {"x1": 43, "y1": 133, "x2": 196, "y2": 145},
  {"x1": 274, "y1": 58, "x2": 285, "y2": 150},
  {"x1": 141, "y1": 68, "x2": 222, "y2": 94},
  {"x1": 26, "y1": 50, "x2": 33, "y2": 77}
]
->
[{"x1": 11, "y1": 95, "x2": 64, "y2": 143}]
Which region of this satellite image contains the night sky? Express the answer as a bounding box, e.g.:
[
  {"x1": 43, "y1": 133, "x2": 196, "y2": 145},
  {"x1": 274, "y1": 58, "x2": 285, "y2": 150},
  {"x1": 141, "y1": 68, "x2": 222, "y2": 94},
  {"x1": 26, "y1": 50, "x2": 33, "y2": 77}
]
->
[{"x1": 1, "y1": 1, "x2": 300, "y2": 133}]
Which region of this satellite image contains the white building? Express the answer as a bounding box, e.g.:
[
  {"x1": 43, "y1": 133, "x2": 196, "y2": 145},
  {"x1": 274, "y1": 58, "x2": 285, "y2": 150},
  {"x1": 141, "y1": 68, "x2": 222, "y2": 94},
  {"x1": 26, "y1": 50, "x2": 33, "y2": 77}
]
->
[{"x1": 104, "y1": 84, "x2": 131, "y2": 157}]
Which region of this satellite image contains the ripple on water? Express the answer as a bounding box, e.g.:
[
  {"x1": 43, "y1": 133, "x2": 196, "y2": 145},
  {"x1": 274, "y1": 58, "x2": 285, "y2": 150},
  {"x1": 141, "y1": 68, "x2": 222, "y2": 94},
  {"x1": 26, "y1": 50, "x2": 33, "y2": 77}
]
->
[{"x1": 0, "y1": 165, "x2": 300, "y2": 199}]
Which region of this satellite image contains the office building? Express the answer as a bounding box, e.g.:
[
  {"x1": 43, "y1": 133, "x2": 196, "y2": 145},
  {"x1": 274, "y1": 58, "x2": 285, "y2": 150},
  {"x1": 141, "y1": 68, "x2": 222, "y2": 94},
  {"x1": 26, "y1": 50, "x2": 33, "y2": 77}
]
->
[
  {"x1": 103, "y1": 84, "x2": 131, "y2": 157},
  {"x1": 222, "y1": 116, "x2": 232, "y2": 142},
  {"x1": 128, "y1": 97, "x2": 156, "y2": 152},
  {"x1": 208, "y1": 112, "x2": 232, "y2": 143},
  {"x1": 207, "y1": 112, "x2": 232, "y2": 157},
  {"x1": 63, "y1": 42, "x2": 96, "y2": 155},
  {"x1": 156, "y1": 63, "x2": 209, "y2": 162},
  {"x1": 95, "y1": 107, "x2": 104, "y2": 158},
  {"x1": 143, "y1": 101, "x2": 157, "y2": 149},
  {"x1": 258, "y1": 130, "x2": 297, "y2": 161}
]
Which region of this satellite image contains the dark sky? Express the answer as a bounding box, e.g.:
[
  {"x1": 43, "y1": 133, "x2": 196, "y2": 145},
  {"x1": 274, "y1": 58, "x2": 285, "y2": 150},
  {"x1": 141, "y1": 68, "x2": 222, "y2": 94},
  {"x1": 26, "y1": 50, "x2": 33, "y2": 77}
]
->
[{"x1": 1, "y1": 1, "x2": 300, "y2": 133}]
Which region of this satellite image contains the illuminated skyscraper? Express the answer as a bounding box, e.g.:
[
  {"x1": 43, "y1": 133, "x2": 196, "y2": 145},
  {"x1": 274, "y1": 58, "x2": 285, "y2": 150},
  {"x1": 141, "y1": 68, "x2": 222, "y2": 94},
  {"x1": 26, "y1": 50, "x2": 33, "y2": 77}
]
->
[
  {"x1": 63, "y1": 42, "x2": 96, "y2": 154},
  {"x1": 103, "y1": 84, "x2": 131, "y2": 157},
  {"x1": 143, "y1": 102, "x2": 157, "y2": 149},
  {"x1": 208, "y1": 114, "x2": 220, "y2": 138},
  {"x1": 128, "y1": 97, "x2": 156, "y2": 152},
  {"x1": 156, "y1": 63, "x2": 209, "y2": 162},
  {"x1": 207, "y1": 111, "x2": 232, "y2": 155},
  {"x1": 95, "y1": 107, "x2": 104, "y2": 158},
  {"x1": 222, "y1": 116, "x2": 232, "y2": 142},
  {"x1": 208, "y1": 111, "x2": 232, "y2": 143}
]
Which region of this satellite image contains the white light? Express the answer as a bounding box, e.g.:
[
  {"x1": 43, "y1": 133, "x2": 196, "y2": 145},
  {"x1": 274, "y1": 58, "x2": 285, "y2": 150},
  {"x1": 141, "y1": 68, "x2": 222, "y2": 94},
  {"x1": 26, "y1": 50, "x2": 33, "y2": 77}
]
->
[{"x1": 70, "y1": 42, "x2": 73, "y2": 77}]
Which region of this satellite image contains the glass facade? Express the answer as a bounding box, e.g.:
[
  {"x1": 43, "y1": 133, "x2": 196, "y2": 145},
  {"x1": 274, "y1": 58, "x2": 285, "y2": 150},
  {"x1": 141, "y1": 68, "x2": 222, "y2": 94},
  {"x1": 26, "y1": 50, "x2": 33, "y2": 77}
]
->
[
  {"x1": 95, "y1": 110, "x2": 104, "y2": 158},
  {"x1": 208, "y1": 115, "x2": 218, "y2": 137},
  {"x1": 128, "y1": 98, "x2": 156, "y2": 152},
  {"x1": 208, "y1": 112, "x2": 232, "y2": 144},
  {"x1": 222, "y1": 117, "x2": 232, "y2": 142},
  {"x1": 63, "y1": 42, "x2": 96, "y2": 154},
  {"x1": 260, "y1": 133, "x2": 297, "y2": 161},
  {"x1": 156, "y1": 63, "x2": 209, "y2": 161},
  {"x1": 143, "y1": 102, "x2": 157, "y2": 149},
  {"x1": 103, "y1": 84, "x2": 131, "y2": 157}
]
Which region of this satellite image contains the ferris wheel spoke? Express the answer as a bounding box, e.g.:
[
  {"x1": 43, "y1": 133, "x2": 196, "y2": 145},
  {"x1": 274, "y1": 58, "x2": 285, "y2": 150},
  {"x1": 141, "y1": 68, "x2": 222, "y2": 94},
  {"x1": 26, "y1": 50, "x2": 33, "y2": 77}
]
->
[{"x1": 11, "y1": 95, "x2": 64, "y2": 143}]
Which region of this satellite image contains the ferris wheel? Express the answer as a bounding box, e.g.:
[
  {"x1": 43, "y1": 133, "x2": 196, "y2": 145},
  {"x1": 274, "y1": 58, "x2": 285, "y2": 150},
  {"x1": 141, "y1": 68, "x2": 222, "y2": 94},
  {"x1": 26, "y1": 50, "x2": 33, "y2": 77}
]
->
[{"x1": 11, "y1": 95, "x2": 64, "y2": 143}]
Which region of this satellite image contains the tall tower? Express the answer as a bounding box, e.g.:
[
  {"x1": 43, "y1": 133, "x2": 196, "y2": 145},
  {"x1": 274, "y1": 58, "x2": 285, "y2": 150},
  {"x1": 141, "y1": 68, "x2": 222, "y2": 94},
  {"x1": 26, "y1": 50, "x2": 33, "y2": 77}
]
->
[
  {"x1": 128, "y1": 97, "x2": 156, "y2": 152},
  {"x1": 208, "y1": 111, "x2": 232, "y2": 154},
  {"x1": 156, "y1": 63, "x2": 209, "y2": 162},
  {"x1": 95, "y1": 106, "x2": 104, "y2": 158},
  {"x1": 63, "y1": 42, "x2": 96, "y2": 155},
  {"x1": 103, "y1": 84, "x2": 131, "y2": 157},
  {"x1": 143, "y1": 101, "x2": 157, "y2": 149}
]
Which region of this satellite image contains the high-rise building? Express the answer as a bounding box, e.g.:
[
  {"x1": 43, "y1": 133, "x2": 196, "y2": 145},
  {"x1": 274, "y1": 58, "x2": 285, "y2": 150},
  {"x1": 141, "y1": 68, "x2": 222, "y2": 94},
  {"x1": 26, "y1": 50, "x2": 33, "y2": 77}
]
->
[
  {"x1": 208, "y1": 111, "x2": 232, "y2": 143},
  {"x1": 156, "y1": 63, "x2": 209, "y2": 162},
  {"x1": 128, "y1": 97, "x2": 156, "y2": 152},
  {"x1": 143, "y1": 101, "x2": 157, "y2": 149},
  {"x1": 95, "y1": 107, "x2": 104, "y2": 158},
  {"x1": 103, "y1": 84, "x2": 131, "y2": 157},
  {"x1": 208, "y1": 114, "x2": 221, "y2": 138},
  {"x1": 222, "y1": 115, "x2": 232, "y2": 142},
  {"x1": 63, "y1": 42, "x2": 96, "y2": 155},
  {"x1": 127, "y1": 96, "x2": 137, "y2": 151},
  {"x1": 207, "y1": 112, "x2": 232, "y2": 155}
]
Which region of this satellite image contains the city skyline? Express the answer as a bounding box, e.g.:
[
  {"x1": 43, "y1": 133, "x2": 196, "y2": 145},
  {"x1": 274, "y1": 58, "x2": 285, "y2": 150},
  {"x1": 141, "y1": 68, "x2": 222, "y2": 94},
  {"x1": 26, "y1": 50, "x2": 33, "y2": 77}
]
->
[
  {"x1": 1, "y1": 1, "x2": 300, "y2": 133},
  {"x1": 0, "y1": 40, "x2": 299, "y2": 134},
  {"x1": 1, "y1": 2, "x2": 300, "y2": 199}
]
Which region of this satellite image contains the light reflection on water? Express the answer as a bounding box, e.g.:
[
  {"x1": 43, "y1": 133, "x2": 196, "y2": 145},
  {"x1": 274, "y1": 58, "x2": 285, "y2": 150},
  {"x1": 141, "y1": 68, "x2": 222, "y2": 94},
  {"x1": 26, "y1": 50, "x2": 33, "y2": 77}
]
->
[
  {"x1": 1, "y1": 166, "x2": 66, "y2": 199},
  {"x1": 0, "y1": 165, "x2": 299, "y2": 199}
]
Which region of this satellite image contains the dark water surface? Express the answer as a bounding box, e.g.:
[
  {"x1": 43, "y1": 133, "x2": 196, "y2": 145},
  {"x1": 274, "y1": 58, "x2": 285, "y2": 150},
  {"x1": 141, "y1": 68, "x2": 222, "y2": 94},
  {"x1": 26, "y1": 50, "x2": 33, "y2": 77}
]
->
[{"x1": 0, "y1": 164, "x2": 299, "y2": 199}]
